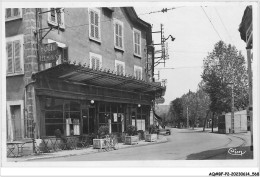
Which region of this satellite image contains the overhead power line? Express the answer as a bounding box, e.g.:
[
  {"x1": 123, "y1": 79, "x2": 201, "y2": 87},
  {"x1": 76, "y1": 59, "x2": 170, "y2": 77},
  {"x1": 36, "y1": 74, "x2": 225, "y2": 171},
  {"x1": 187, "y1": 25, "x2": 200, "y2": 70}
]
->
[
  {"x1": 214, "y1": 7, "x2": 234, "y2": 44},
  {"x1": 138, "y1": 6, "x2": 184, "y2": 16},
  {"x1": 201, "y1": 6, "x2": 222, "y2": 41}
]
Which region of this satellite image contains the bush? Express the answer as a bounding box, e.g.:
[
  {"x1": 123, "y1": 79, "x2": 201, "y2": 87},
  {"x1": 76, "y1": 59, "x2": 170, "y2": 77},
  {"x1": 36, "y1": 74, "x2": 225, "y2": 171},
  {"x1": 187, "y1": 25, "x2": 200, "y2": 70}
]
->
[
  {"x1": 125, "y1": 125, "x2": 137, "y2": 136},
  {"x1": 98, "y1": 125, "x2": 109, "y2": 138},
  {"x1": 148, "y1": 124, "x2": 157, "y2": 134}
]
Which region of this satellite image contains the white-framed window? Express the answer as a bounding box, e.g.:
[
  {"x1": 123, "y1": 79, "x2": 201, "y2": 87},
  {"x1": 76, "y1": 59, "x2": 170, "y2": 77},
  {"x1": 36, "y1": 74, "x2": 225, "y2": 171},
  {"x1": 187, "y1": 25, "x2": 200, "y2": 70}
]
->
[
  {"x1": 6, "y1": 100, "x2": 24, "y2": 141},
  {"x1": 47, "y1": 8, "x2": 65, "y2": 29},
  {"x1": 89, "y1": 8, "x2": 101, "y2": 42},
  {"x1": 134, "y1": 65, "x2": 142, "y2": 80},
  {"x1": 5, "y1": 8, "x2": 22, "y2": 21},
  {"x1": 90, "y1": 52, "x2": 102, "y2": 70},
  {"x1": 133, "y1": 28, "x2": 141, "y2": 57},
  {"x1": 115, "y1": 60, "x2": 125, "y2": 75},
  {"x1": 6, "y1": 35, "x2": 24, "y2": 76},
  {"x1": 114, "y1": 19, "x2": 124, "y2": 50}
]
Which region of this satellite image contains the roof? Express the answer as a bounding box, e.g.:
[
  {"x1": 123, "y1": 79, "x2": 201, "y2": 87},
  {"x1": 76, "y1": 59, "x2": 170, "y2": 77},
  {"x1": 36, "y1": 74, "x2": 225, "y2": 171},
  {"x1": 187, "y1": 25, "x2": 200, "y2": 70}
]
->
[
  {"x1": 123, "y1": 7, "x2": 153, "y2": 45},
  {"x1": 238, "y1": 6, "x2": 252, "y2": 42},
  {"x1": 32, "y1": 63, "x2": 166, "y2": 94}
]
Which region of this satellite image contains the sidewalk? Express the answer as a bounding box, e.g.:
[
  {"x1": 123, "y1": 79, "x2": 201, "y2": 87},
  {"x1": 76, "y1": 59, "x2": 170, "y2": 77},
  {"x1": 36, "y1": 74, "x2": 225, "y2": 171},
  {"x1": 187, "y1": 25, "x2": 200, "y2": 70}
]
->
[{"x1": 7, "y1": 135, "x2": 168, "y2": 162}]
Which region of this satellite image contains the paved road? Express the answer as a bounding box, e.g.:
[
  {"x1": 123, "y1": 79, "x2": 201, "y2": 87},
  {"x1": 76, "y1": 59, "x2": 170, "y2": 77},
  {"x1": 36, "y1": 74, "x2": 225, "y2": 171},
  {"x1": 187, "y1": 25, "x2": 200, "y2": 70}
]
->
[{"x1": 34, "y1": 128, "x2": 252, "y2": 161}]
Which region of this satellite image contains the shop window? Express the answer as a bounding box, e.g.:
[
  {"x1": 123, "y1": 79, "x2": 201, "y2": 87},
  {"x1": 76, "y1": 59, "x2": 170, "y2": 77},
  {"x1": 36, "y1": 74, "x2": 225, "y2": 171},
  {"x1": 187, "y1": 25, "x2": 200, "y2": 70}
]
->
[
  {"x1": 45, "y1": 98, "x2": 63, "y2": 110},
  {"x1": 6, "y1": 35, "x2": 24, "y2": 76},
  {"x1": 89, "y1": 8, "x2": 101, "y2": 42},
  {"x1": 5, "y1": 8, "x2": 22, "y2": 21},
  {"x1": 44, "y1": 98, "x2": 81, "y2": 136},
  {"x1": 46, "y1": 124, "x2": 64, "y2": 136},
  {"x1": 133, "y1": 28, "x2": 141, "y2": 57},
  {"x1": 47, "y1": 8, "x2": 65, "y2": 29}
]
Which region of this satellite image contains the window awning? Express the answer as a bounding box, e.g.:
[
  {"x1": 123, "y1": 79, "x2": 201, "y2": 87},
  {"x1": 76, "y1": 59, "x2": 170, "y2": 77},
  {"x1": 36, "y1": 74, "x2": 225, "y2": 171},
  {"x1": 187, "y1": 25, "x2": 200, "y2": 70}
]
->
[{"x1": 32, "y1": 63, "x2": 166, "y2": 94}]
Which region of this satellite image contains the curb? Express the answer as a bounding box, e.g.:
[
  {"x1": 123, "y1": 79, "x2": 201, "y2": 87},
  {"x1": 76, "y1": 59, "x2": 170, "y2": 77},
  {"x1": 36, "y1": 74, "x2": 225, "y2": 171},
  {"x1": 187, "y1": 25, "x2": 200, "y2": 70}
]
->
[{"x1": 21, "y1": 137, "x2": 168, "y2": 161}]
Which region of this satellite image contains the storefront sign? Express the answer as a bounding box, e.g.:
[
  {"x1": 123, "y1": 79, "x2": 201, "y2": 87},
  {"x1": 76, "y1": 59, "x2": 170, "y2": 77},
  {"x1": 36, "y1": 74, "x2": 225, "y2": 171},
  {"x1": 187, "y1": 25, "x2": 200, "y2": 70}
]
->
[{"x1": 39, "y1": 42, "x2": 59, "y2": 63}]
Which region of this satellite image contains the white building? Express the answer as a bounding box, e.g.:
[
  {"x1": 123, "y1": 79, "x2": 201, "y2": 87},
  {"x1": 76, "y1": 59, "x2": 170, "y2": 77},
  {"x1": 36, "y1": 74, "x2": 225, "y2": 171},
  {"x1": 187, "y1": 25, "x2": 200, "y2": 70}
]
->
[{"x1": 218, "y1": 110, "x2": 248, "y2": 134}]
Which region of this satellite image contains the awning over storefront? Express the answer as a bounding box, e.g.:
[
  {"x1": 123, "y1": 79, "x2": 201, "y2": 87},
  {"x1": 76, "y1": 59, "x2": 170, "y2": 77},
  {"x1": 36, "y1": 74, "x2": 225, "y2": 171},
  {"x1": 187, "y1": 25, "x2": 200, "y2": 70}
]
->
[
  {"x1": 153, "y1": 109, "x2": 163, "y2": 122},
  {"x1": 32, "y1": 63, "x2": 166, "y2": 94}
]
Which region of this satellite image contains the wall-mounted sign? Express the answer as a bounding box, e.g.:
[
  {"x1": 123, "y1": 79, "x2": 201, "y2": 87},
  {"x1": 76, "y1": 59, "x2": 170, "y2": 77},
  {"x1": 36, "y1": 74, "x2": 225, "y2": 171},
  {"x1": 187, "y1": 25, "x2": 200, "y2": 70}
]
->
[
  {"x1": 155, "y1": 97, "x2": 165, "y2": 104},
  {"x1": 39, "y1": 42, "x2": 59, "y2": 63}
]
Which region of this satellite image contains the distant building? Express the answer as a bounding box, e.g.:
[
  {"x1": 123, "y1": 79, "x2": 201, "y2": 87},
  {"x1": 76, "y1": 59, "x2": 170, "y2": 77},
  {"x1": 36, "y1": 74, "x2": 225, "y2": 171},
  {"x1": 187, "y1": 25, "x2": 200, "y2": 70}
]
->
[
  {"x1": 218, "y1": 110, "x2": 248, "y2": 134},
  {"x1": 5, "y1": 7, "x2": 166, "y2": 141}
]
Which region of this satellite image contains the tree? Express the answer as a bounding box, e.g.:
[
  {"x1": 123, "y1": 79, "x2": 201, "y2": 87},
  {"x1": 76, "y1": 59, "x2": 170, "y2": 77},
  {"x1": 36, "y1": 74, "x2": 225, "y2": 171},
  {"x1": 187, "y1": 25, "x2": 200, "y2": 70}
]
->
[
  {"x1": 169, "y1": 98, "x2": 184, "y2": 128},
  {"x1": 202, "y1": 41, "x2": 249, "y2": 132}
]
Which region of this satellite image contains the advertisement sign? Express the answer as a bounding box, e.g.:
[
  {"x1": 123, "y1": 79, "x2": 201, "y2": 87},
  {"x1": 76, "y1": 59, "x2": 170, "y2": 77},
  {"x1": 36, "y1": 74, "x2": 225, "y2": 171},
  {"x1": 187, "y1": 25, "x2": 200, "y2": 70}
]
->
[{"x1": 39, "y1": 42, "x2": 59, "y2": 63}]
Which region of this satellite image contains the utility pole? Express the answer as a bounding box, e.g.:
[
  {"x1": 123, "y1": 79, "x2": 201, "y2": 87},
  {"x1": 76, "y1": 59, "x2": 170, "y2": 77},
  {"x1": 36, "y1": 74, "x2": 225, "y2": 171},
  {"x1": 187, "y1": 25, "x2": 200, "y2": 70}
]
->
[
  {"x1": 187, "y1": 107, "x2": 189, "y2": 128},
  {"x1": 246, "y1": 46, "x2": 253, "y2": 150},
  {"x1": 231, "y1": 83, "x2": 235, "y2": 133}
]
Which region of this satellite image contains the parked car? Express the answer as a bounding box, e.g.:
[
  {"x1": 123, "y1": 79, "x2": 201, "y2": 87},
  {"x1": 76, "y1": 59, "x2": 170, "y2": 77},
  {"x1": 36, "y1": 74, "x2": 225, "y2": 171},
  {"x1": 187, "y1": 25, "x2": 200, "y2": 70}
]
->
[{"x1": 156, "y1": 128, "x2": 171, "y2": 135}]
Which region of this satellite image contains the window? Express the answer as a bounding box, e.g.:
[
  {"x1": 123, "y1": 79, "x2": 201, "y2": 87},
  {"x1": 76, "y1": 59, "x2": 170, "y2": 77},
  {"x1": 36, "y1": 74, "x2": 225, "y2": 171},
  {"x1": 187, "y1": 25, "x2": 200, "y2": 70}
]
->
[
  {"x1": 89, "y1": 8, "x2": 101, "y2": 42},
  {"x1": 6, "y1": 35, "x2": 24, "y2": 76},
  {"x1": 133, "y1": 28, "x2": 141, "y2": 57},
  {"x1": 5, "y1": 8, "x2": 22, "y2": 21},
  {"x1": 115, "y1": 60, "x2": 125, "y2": 75},
  {"x1": 114, "y1": 19, "x2": 124, "y2": 50},
  {"x1": 134, "y1": 65, "x2": 142, "y2": 80},
  {"x1": 90, "y1": 52, "x2": 102, "y2": 70},
  {"x1": 47, "y1": 8, "x2": 65, "y2": 29}
]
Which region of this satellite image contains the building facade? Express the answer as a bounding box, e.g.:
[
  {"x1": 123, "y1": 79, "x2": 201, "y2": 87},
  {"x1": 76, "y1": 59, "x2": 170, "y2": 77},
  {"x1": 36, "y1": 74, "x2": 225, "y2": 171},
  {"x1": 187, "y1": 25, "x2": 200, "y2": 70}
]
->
[
  {"x1": 5, "y1": 7, "x2": 165, "y2": 141},
  {"x1": 238, "y1": 5, "x2": 253, "y2": 150}
]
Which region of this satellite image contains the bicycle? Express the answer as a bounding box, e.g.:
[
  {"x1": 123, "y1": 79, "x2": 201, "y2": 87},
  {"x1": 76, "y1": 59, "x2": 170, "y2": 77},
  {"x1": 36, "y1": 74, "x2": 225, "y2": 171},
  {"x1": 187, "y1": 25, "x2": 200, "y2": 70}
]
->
[{"x1": 98, "y1": 134, "x2": 119, "y2": 152}]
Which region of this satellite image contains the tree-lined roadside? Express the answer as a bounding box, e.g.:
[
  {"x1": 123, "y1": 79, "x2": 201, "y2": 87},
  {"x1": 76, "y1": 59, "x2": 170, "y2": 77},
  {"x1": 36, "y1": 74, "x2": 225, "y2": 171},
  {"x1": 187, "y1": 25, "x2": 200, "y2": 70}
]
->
[{"x1": 165, "y1": 41, "x2": 249, "y2": 131}]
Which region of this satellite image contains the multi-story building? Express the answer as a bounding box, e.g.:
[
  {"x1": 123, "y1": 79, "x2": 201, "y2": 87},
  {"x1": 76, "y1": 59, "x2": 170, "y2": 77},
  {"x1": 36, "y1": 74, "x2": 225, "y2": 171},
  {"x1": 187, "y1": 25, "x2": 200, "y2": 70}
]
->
[
  {"x1": 5, "y1": 7, "x2": 165, "y2": 141},
  {"x1": 238, "y1": 5, "x2": 253, "y2": 150}
]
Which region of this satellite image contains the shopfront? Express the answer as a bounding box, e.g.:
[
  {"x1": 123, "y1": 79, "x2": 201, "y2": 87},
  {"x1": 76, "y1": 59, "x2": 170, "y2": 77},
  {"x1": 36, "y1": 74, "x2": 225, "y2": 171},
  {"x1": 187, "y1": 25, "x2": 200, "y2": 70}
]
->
[{"x1": 32, "y1": 63, "x2": 165, "y2": 138}]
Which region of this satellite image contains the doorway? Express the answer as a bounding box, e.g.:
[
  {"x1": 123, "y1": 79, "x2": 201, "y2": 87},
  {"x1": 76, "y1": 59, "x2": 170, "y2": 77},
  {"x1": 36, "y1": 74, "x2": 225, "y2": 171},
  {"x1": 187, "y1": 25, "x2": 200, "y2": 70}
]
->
[
  {"x1": 10, "y1": 105, "x2": 22, "y2": 140},
  {"x1": 82, "y1": 107, "x2": 95, "y2": 134}
]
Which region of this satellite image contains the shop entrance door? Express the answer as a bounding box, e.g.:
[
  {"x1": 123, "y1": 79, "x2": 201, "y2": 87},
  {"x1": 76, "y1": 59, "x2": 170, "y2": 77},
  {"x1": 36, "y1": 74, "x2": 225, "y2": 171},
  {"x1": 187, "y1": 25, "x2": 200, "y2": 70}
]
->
[
  {"x1": 88, "y1": 108, "x2": 95, "y2": 133},
  {"x1": 82, "y1": 108, "x2": 95, "y2": 134}
]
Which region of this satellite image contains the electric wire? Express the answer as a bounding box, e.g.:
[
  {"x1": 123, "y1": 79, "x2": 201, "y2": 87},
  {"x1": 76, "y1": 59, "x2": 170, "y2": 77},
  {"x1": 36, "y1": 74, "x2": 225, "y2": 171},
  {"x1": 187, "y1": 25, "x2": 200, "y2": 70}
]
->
[
  {"x1": 214, "y1": 7, "x2": 234, "y2": 44},
  {"x1": 200, "y1": 6, "x2": 222, "y2": 41}
]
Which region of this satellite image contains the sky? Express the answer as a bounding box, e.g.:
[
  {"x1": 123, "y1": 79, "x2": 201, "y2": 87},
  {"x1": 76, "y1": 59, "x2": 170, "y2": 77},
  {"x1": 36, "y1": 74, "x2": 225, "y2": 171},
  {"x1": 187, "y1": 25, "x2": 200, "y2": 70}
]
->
[{"x1": 135, "y1": 3, "x2": 250, "y2": 105}]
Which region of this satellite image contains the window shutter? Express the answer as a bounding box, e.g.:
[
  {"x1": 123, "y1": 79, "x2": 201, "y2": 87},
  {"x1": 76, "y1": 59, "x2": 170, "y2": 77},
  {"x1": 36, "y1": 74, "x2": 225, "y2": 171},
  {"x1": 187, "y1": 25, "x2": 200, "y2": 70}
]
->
[
  {"x1": 90, "y1": 11, "x2": 95, "y2": 38},
  {"x1": 14, "y1": 40, "x2": 21, "y2": 72},
  {"x1": 50, "y1": 8, "x2": 56, "y2": 23},
  {"x1": 116, "y1": 64, "x2": 120, "y2": 75},
  {"x1": 94, "y1": 12, "x2": 99, "y2": 39},
  {"x1": 60, "y1": 9, "x2": 65, "y2": 28},
  {"x1": 57, "y1": 10, "x2": 61, "y2": 26},
  {"x1": 115, "y1": 24, "x2": 119, "y2": 47},
  {"x1": 119, "y1": 25, "x2": 122, "y2": 48},
  {"x1": 62, "y1": 47, "x2": 68, "y2": 62},
  {"x1": 13, "y1": 8, "x2": 19, "y2": 16},
  {"x1": 6, "y1": 8, "x2": 11, "y2": 18},
  {"x1": 120, "y1": 65, "x2": 124, "y2": 75},
  {"x1": 91, "y1": 57, "x2": 95, "y2": 69},
  {"x1": 96, "y1": 58, "x2": 100, "y2": 70},
  {"x1": 6, "y1": 42, "x2": 13, "y2": 73}
]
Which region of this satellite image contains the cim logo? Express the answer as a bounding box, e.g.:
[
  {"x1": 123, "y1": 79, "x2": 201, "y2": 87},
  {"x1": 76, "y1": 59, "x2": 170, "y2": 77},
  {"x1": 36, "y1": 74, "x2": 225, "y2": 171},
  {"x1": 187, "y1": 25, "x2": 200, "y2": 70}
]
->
[{"x1": 228, "y1": 148, "x2": 246, "y2": 156}]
